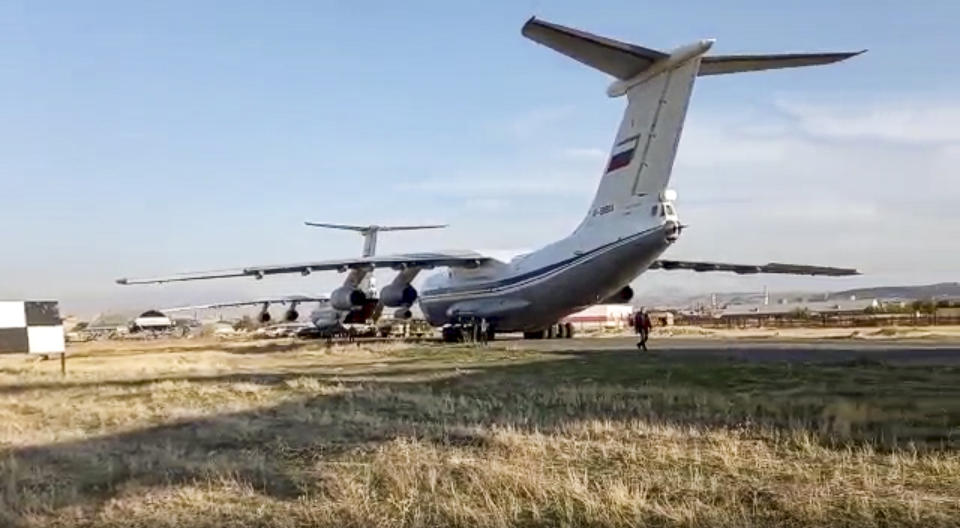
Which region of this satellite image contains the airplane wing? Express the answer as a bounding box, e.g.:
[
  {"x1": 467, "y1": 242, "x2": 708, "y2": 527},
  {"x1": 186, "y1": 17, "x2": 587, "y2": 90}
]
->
[
  {"x1": 649, "y1": 260, "x2": 859, "y2": 276},
  {"x1": 117, "y1": 252, "x2": 489, "y2": 285},
  {"x1": 698, "y1": 51, "x2": 867, "y2": 76},
  {"x1": 161, "y1": 296, "x2": 329, "y2": 312}
]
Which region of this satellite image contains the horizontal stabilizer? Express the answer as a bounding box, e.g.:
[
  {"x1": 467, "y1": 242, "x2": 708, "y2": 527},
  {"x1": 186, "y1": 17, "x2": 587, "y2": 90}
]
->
[
  {"x1": 522, "y1": 17, "x2": 864, "y2": 80},
  {"x1": 650, "y1": 259, "x2": 859, "y2": 276},
  {"x1": 522, "y1": 17, "x2": 666, "y2": 80},
  {"x1": 699, "y1": 51, "x2": 866, "y2": 76}
]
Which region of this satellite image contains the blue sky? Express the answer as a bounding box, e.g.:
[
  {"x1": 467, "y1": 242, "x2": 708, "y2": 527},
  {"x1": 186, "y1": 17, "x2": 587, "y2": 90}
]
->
[{"x1": 2, "y1": 1, "x2": 958, "y2": 315}]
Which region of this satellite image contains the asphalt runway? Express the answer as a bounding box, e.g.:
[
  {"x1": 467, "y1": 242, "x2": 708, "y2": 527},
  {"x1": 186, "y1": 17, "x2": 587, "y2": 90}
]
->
[{"x1": 505, "y1": 336, "x2": 960, "y2": 365}]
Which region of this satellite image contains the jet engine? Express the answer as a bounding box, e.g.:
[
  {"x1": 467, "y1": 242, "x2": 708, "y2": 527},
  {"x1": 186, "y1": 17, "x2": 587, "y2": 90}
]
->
[
  {"x1": 284, "y1": 308, "x2": 299, "y2": 322},
  {"x1": 330, "y1": 287, "x2": 367, "y2": 311},
  {"x1": 600, "y1": 285, "x2": 634, "y2": 304},
  {"x1": 393, "y1": 308, "x2": 413, "y2": 320},
  {"x1": 258, "y1": 310, "x2": 272, "y2": 323},
  {"x1": 380, "y1": 284, "x2": 418, "y2": 307}
]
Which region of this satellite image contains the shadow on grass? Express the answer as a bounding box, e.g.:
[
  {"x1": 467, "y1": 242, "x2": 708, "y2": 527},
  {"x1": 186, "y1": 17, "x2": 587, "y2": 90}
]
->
[
  {"x1": 3, "y1": 348, "x2": 960, "y2": 524},
  {"x1": 0, "y1": 358, "x2": 438, "y2": 396}
]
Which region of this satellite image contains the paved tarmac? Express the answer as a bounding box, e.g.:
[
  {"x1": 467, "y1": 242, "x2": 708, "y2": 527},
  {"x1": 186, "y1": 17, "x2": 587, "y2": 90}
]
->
[{"x1": 505, "y1": 336, "x2": 960, "y2": 365}]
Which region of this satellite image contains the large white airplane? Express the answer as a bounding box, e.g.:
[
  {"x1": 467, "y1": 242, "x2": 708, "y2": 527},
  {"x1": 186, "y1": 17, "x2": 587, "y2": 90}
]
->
[
  {"x1": 119, "y1": 18, "x2": 864, "y2": 341},
  {"x1": 158, "y1": 222, "x2": 446, "y2": 329}
]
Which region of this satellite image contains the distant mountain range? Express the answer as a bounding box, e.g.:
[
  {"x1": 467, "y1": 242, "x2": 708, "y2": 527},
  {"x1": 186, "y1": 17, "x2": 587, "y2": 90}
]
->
[
  {"x1": 827, "y1": 282, "x2": 960, "y2": 301},
  {"x1": 637, "y1": 282, "x2": 960, "y2": 308}
]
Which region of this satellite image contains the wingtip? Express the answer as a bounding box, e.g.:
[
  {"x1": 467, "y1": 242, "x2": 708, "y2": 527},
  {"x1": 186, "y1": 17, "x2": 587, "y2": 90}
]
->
[{"x1": 521, "y1": 15, "x2": 538, "y2": 35}]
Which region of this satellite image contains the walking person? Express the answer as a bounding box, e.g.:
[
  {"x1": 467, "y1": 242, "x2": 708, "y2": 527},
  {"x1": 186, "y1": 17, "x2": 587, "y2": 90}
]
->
[
  {"x1": 479, "y1": 317, "x2": 489, "y2": 347},
  {"x1": 635, "y1": 308, "x2": 650, "y2": 351},
  {"x1": 641, "y1": 309, "x2": 653, "y2": 351}
]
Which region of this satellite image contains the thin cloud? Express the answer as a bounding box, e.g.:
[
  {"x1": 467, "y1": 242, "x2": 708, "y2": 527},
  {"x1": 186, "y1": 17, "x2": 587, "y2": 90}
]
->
[
  {"x1": 397, "y1": 177, "x2": 585, "y2": 196},
  {"x1": 776, "y1": 98, "x2": 960, "y2": 144},
  {"x1": 558, "y1": 147, "x2": 606, "y2": 161},
  {"x1": 508, "y1": 105, "x2": 576, "y2": 139},
  {"x1": 677, "y1": 125, "x2": 795, "y2": 167},
  {"x1": 396, "y1": 165, "x2": 596, "y2": 197},
  {"x1": 463, "y1": 198, "x2": 510, "y2": 211}
]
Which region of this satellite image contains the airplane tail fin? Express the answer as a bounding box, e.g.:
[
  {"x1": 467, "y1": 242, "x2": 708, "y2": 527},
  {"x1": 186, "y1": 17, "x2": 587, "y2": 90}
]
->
[
  {"x1": 303, "y1": 222, "x2": 448, "y2": 232},
  {"x1": 521, "y1": 18, "x2": 863, "y2": 224},
  {"x1": 304, "y1": 222, "x2": 447, "y2": 258}
]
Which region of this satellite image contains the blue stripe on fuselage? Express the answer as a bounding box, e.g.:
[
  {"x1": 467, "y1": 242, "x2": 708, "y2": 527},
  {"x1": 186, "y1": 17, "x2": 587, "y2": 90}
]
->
[{"x1": 420, "y1": 226, "x2": 659, "y2": 299}]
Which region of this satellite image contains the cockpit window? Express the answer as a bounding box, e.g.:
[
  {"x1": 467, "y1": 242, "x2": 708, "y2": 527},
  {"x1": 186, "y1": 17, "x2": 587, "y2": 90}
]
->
[
  {"x1": 650, "y1": 205, "x2": 658, "y2": 216},
  {"x1": 664, "y1": 204, "x2": 675, "y2": 216}
]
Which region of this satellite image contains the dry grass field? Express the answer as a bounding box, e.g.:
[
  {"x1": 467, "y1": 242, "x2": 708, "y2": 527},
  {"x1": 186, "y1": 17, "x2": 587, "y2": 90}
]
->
[{"x1": 2, "y1": 338, "x2": 960, "y2": 527}]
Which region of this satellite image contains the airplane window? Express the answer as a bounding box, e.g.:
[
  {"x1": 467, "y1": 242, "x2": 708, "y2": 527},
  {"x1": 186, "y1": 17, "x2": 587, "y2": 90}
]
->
[
  {"x1": 665, "y1": 204, "x2": 675, "y2": 215},
  {"x1": 650, "y1": 205, "x2": 658, "y2": 216}
]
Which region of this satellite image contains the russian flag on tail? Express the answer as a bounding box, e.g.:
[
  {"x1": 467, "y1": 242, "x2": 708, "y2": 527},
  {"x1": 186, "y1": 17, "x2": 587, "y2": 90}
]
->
[{"x1": 606, "y1": 135, "x2": 639, "y2": 173}]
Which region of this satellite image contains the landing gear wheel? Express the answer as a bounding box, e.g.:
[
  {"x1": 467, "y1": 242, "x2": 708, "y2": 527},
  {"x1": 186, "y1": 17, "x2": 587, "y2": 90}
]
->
[
  {"x1": 546, "y1": 325, "x2": 556, "y2": 339},
  {"x1": 564, "y1": 322, "x2": 575, "y2": 339},
  {"x1": 442, "y1": 326, "x2": 464, "y2": 343}
]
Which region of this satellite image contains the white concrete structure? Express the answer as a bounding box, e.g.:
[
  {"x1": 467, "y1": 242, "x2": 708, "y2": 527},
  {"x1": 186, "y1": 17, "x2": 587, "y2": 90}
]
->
[{"x1": 563, "y1": 304, "x2": 633, "y2": 329}]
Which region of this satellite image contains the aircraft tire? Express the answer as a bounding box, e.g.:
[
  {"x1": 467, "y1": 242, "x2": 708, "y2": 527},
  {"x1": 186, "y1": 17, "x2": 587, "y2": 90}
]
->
[
  {"x1": 442, "y1": 326, "x2": 463, "y2": 343},
  {"x1": 564, "y1": 322, "x2": 575, "y2": 339},
  {"x1": 546, "y1": 325, "x2": 556, "y2": 339}
]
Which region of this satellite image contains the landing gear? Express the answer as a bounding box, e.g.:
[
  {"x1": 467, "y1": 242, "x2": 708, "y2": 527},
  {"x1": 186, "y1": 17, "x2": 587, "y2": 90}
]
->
[
  {"x1": 442, "y1": 326, "x2": 464, "y2": 343},
  {"x1": 442, "y1": 319, "x2": 496, "y2": 344},
  {"x1": 523, "y1": 329, "x2": 545, "y2": 339},
  {"x1": 523, "y1": 322, "x2": 575, "y2": 339}
]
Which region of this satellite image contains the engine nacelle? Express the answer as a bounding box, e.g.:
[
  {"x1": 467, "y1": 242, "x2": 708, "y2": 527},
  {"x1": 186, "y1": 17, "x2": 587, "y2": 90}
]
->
[
  {"x1": 284, "y1": 308, "x2": 299, "y2": 322},
  {"x1": 601, "y1": 285, "x2": 634, "y2": 304},
  {"x1": 258, "y1": 310, "x2": 272, "y2": 323},
  {"x1": 380, "y1": 284, "x2": 418, "y2": 307},
  {"x1": 393, "y1": 308, "x2": 413, "y2": 320},
  {"x1": 330, "y1": 287, "x2": 367, "y2": 311}
]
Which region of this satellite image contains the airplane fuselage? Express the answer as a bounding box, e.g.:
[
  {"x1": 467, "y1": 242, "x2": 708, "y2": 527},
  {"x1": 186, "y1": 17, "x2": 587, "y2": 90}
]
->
[{"x1": 418, "y1": 195, "x2": 680, "y2": 332}]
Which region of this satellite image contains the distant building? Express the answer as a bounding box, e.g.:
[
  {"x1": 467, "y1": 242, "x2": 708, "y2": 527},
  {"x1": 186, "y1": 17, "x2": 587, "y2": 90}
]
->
[
  {"x1": 562, "y1": 304, "x2": 633, "y2": 330},
  {"x1": 936, "y1": 307, "x2": 960, "y2": 319},
  {"x1": 648, "y1": 310, "x2": 675, "y2": 326},
  {"x1": 720, "y1": 298, "x2": 879, "y2": 318}
]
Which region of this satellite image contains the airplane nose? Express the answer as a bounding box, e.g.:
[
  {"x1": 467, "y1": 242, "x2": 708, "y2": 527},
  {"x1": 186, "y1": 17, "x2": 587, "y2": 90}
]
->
[{"x1": 664, "y1": 220, "x2": 681, "y2": 242}]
